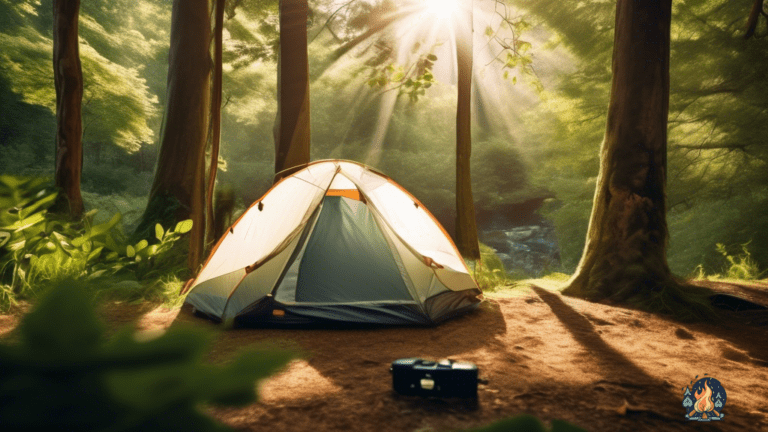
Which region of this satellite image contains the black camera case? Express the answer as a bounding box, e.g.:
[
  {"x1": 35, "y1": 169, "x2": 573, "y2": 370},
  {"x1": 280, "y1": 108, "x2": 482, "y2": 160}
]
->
[{"x1": 390, "y1": 358, "x2": 478, "y2": 398}]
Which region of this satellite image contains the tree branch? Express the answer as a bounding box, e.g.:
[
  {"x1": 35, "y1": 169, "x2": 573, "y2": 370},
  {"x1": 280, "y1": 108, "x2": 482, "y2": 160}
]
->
[{"x1": 745, "y1": 0, "x2": 765, "y2": 39}]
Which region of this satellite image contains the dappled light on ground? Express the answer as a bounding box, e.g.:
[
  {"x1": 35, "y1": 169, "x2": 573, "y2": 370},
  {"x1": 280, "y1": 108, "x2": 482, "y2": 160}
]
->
[
  {"x1": 136, "y1": 304, "x2": 181, "y2": 331},
  {"x1": 259, "y1": 360, "x2": 344, "y2": 403}
]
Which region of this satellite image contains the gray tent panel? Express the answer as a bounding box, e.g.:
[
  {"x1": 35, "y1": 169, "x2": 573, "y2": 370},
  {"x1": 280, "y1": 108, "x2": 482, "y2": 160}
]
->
[
  {"x1": 282, "y1": 302, "x2": 431, "y2": 325},
  {"x1": 185, "y1": 268, "x2": 245, "y2": 318},
  {"x1": 222, "y1": 233, "x2": 302, "y2": 320},
  {"x1": 295, "y1": 196, "x2": 412, "y2": 303},
  {"x1": 274, "y1": 203, "x2": 324, "y2": 303},
  {"x1": 425, "y1": 289, "x2": 482, "y2": 323}
]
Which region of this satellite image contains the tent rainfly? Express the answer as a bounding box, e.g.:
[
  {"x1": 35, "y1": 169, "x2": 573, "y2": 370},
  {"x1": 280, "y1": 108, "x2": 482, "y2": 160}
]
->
[{"x1": 185, "y1": 160, "x2": 481, "y2": 326}]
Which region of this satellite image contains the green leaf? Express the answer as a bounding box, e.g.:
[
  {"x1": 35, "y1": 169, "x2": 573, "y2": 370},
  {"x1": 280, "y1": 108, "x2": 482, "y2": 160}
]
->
[
  {"x1": 126, "y1": 245, "x2": 136, "y2": 258},
  {"x1": 0, "y1": 231, "x2": 10, "y2": 248},
  {"x1": 105, "y1": 234, "x2": 120, "y2": 252},
  {"x1": 72, "y1": 213, "x2": 122, "y2": 247},
  {"x1": 173, "y1": 220, "x2": 193, "y2": 235},
  {"x1": 16, "y1": 281, "x2": 104, "y2": 356},
  {"x1": 87, "y1": 246, "x2": 104, "y2": 262},
  {"x1": 138, "y1": 244, "x2": 159, "y2": 258},
  {"x1": 133, "y1": 239, "x2": 148, "y2": 253},
  {"x1": 19, "y1": 191, "x2": 57, "y2": 219},
  {"x1": 2, "y1": 211, "x2": 46, "y2": 232},
  {"x1": 88, "y1": 213, "x2": 122, "y2": 239},
  {"x1": 51, "y1": 232, "x2": 75, "y2": 254},
  {"x1": 426, "y1": 53, "x2": 438, "y2": 61},
  {"x1": 155, "y1": 224, "x2": 165, "y2": 241}
]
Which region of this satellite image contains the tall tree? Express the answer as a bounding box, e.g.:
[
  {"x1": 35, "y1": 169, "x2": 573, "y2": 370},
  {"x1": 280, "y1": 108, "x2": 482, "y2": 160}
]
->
[
  {"x1": 52, "y1": 0, "x2": 84, "y2": 219},
  {"x1": 135, "y1": 0, "x2": 211, "y2": 271},
  {"x1": 454, "y1": 0, "x2": 480, "y2": 259},
  {"x1": 273, "y1": 0, "x2": 311, "y2": 182},
  {"x1": 563, "y1": 0, "x2": 685, "y2": 309},
  {"x1": 207, "y1": 0, "x2": 226, "y2": 246}
]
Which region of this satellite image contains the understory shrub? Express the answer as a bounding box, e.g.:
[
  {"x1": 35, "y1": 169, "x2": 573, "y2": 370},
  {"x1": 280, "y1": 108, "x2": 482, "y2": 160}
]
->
[{"x1": 0, "y1": 175, "x2": 192, "y2": 309}]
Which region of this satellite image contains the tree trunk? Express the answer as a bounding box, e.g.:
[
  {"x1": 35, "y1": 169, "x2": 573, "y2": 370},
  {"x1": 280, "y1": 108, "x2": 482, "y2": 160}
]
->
[
  {"x1": 135, "y1": 0, "x2": 211, "y2": 272},
  {"x1": 53, "y1": 0, "x2": 84, "y2": 219},
  {"x1": 565, "y1": 0, "x2": 673, "y2": 302},
  {"x1": 454, "y1": 0, "x2": 480, "y2": 260},
  {"x1": 745, "y1": 0, "x2": 765, "y2": 39},
  {"x1": 207, "y1": 0, "x2": 225, "y2": 247},
  {"x1": 273, "y1": 0, "x2": 311, "y2": 182}
]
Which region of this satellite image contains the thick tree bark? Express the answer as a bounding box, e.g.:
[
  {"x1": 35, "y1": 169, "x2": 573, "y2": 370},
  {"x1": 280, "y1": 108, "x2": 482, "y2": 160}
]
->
[
  {"x1": 454, "y1": 0, "x2": 480, "y2": 259},
  {"x1": 53, "y1": 0, "x2": 84, "y2": 219},
  {"x1": 273, "y1": 0, "x2": 311, "y2": 182},
  {"x1": 565, "y1": 0, "x2": 673, "y2": 301},
  {"x1": 207, "y1": 0, "x2": 225, "y2": 247},
  {"x1": 135, "y1": 0, "x2": 211, "y2": 271}
]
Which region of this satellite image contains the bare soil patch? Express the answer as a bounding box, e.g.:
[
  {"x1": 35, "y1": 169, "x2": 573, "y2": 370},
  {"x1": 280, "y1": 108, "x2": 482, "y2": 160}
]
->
[{"x1": 2, "y1": 282, "x2": 767, "y2": 432}]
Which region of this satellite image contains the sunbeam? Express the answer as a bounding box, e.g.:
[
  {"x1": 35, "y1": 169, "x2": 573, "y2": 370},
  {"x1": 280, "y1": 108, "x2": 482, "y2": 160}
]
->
[{"x1": 424, "y1": 0, "x2": 460, "y2": 21}]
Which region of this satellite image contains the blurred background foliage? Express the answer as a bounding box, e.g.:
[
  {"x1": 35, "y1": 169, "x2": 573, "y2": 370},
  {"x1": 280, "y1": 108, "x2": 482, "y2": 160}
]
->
[{"x1": 0, "y1": 0, "x2": 766, "y2": 292}]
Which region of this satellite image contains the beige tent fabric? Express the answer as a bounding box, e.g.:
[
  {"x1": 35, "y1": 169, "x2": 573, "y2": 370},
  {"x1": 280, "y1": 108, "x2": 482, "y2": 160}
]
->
[{"x1": 187, "y1": 160, "x2": 479, "y2": 323}]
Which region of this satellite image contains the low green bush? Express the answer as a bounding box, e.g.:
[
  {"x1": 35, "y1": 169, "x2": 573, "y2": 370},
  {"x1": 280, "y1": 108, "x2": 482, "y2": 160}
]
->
[
  {"x1": 0, "y1": 281, "x2": 294, "y2": 431},
  {"x1": 0, "y1": 175, "x2": 191, "y2": 310},
  {"x1": 469, "y1": 243, "x2": 520, "y2": 292},
  {"x1": 690, "y1": 241, "x2": 766, "y2": 281}
]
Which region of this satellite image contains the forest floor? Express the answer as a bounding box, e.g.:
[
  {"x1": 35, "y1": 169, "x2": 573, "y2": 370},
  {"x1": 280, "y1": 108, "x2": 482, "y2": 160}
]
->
[{"x1": 2, "y1": 280, "x2": 768, "y2": 432}]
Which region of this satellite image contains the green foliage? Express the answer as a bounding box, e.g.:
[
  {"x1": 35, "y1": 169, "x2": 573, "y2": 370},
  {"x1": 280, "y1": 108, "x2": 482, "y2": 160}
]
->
[
  {"x1": 470, "y1": 243, "x2": 521, "y2": 291},
  {"x1": 715, "y1": 242, "x2": 763, "y2": 280},
  {"x1": 0, "y1": 0, "x2": 160, "y2": 154},
  {"x1": 366, "y1": 53, "x2": 438, "y2": 102},
  {"x1": 485, "y1": 10, "x2": 542, "y2": 92},
  {"x1": 0, "y1": 281, "x2": 294, "y2": 431},
  {"x1": 0, "y1": 175, "x2": 192, "y2": 310},
  {"x1": 691, "y1": 242, "x2": 765, "y2": 281},
  {"x1": 464, "y1": 414, "x2": 586, "y2": 432}
]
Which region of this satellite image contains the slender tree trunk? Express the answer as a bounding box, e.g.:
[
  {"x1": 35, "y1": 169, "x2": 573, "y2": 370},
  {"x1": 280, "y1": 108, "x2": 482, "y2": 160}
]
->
[
  {"x1": 565, "y1": 0, "x2": 673, "y2": 302},
  {"x1": 454, "y1": 0, "x2": 480, "y2": 259},
  {"x1": 135, "y1": 0, "x2": 211, "y2": 271},
  {"x1": 745, "y1": 0, "x2": 765, "y2": 39},
  {"x1": 53, "y1": 0, "x2": 84, "y2": 219},
  {"x1": 207, "y1": 0, "x2": 225, "y2": 247},
  {"x1": 273, "y1": 0, "x2": 311, "y2": 182}
]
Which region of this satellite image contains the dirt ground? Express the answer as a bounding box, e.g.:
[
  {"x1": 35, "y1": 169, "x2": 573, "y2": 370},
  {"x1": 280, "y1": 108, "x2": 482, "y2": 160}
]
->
[{"x1": 2, "y1": 281, "x2": 768, "y2": 432}]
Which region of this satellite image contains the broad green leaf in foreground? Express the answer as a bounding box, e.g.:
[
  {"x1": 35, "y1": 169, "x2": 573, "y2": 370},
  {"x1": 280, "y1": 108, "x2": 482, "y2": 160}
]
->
[{"x1": 0, "y1": 281, "x2": 294, "y2": 431}]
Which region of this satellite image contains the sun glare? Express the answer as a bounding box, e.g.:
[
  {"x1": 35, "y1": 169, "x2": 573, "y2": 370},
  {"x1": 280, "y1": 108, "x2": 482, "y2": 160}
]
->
[{"x1": 424, "y1": 0, "x2": 460, "y2": 21}]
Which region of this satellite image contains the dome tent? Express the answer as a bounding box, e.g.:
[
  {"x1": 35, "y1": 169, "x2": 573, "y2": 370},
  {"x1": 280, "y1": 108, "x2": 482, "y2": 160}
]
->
[{"x1": 185, "y1": 160, "x2": 481, "y2": 326}]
